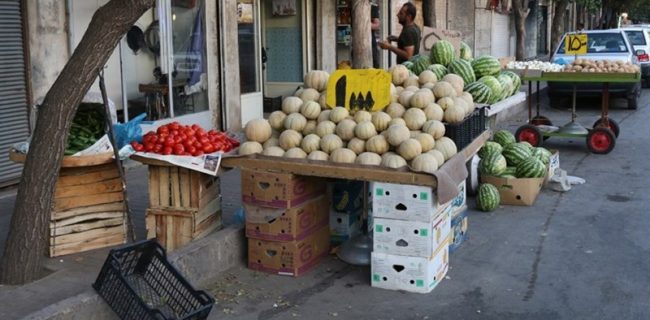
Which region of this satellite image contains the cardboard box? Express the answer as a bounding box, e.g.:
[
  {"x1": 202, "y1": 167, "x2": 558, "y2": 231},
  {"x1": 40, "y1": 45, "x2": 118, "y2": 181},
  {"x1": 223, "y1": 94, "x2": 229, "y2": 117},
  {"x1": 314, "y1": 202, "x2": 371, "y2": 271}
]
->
[
  {"x1": 449, "y1": 207, "x2": 469, "y2": 254},
  {"x1": 245, "y1": 196, "x2": 329, "y2": 241},
  {"x1": 331, "y1": 180, "x2": 365, "y2": 213},
  {"x1": 329, "y1": 209, "x2": 361, "y2": 244},
  {"x1": 371, "y1": 182, "x2": 448, "y2": 222},
  {"x1": 241, "y1": 170, "x2": 326, "y2": 208},
  {"x1": 547, "y1": 150, "x2": 560, "y2": 182},
  {"x1": 373, "y1": 204, "x2": 452, "y2": 258},
  {"x1": 371, "y1": 237, "x2": 449, "y2": 293},
  {"x1": 481, "y1": 175, "x2": 544, "y2": 206},
  {"x1": 449, "y1": 181, "x2": 466, "y2": 213},
  {"x1": 247, "y1": 225, "x2": 330, "y2": 277}
]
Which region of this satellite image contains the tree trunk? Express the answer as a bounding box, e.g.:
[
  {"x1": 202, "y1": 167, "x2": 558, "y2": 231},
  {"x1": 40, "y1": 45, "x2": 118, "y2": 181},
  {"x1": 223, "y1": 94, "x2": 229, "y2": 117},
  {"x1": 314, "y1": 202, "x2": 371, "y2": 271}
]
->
[
  {"x1": 550, "y1": 0, "x2": 570, "y2": 54},
  {"x1": 351, "y1": 0, "x2": 372, "y2": 69},
  {"x1": 423, "y1": 0, "x2": 436, "y2": 28},
  {"x1": 0, "y1": 0, "x2": 154, "y2": 285},
  {"x1": 512, "y1": 0, "x2": 530, "y2": 61}
]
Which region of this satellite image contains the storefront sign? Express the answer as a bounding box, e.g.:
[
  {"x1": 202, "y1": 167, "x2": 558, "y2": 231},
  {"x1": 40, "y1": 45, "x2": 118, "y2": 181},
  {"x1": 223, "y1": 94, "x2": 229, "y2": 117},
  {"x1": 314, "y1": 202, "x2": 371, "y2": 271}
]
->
[{"x1": 326, "y1": 69, "x2": 391, "y2": 112}]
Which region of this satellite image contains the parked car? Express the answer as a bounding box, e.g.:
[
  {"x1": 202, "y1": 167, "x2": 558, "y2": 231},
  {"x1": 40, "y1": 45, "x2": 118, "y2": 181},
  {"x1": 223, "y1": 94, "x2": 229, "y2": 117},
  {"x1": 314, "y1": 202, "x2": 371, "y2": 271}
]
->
[
  {"x1": 549, "y1": 29, "x2": 641, "y2": 109},
  {"x1": 621, "y1": 26, "x2": 650, "y2": 84}
]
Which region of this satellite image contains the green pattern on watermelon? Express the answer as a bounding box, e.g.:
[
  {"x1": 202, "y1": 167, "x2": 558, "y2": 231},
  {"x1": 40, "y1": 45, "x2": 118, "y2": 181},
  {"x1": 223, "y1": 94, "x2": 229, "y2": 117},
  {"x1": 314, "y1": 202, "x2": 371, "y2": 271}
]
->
[
  {"x1": 464, "y1": 81, "x2": 492, "y2": 104},
  {"x1": 501, "y1": 71, "x2": 521, "y2": 95},
  {"x1": 402, "y1": 61, "x2": 415, "y2": 72},
  {"x1": 448, "y1": 58, "x2": 476, "y2": 84},
  {"x1": 459, "y1": 41, "x2": 473, "y2": 61},
  {"x1": 517, "y1": 141, "x2": 534, "y2": 152},
  {"x1": 409, "y1": 54, "x2": 431, "y2": 76},
  {"x1": 472, "y1": 55, "x2": 501, "y2": 78},
  {"x1": 532, "y1": 147, "x2": 552, "y2": 165},
  {"x1": 478, "y1": 76, "x2": 503, "y2": 104},
  {"x1": 501, "y1": 166, "x2": 517, "y2": 177},
  {"x1": 479, "y1": 152, "x2": 507, "y2": 176},
  {"x1": 503, "y1": 143, "x2": 533, "y2": 167},
  {"x1": 430, "y1": 40, "x2": 454, "y2": 66},
  {"x1": 477, "y1": 183, "x2": 500, "y2": 212},
  {"x1": 478, "y1": 141, "x2": 503, "y2": 159},
  {"x1": 516, "y1": 157, "x2": 546, "y2": 178},
  {"x1": 496, "y1": 74, "x2": 514, "y2": 100},
  {"x1": 493, "y1": 130, "x2": 516, "y2": 147},
  {"x1": 427, "y1": 64, "x2": 448, "y2": 80}
]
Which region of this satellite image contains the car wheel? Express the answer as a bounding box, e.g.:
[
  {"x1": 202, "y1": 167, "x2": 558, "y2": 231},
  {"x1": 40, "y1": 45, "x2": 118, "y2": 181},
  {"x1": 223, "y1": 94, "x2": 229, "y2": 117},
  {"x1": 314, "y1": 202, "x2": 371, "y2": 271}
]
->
[{"x1": 627, "y1": 85, "x2": 640, "y2": 110}]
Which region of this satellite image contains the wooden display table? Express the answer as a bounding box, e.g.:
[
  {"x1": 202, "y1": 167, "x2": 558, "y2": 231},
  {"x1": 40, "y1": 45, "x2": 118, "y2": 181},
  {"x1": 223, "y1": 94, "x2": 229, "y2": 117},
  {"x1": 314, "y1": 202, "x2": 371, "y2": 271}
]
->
[{"x1": 9, "y1": 150, "x2": 126, "y2": 257}]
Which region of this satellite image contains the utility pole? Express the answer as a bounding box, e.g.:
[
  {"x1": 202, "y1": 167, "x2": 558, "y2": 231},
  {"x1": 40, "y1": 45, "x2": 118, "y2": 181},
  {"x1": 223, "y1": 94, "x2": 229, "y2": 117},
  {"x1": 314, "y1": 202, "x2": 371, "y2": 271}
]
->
[{"x1": 351, "y1": 0, "x2": 372, "y2": 68}]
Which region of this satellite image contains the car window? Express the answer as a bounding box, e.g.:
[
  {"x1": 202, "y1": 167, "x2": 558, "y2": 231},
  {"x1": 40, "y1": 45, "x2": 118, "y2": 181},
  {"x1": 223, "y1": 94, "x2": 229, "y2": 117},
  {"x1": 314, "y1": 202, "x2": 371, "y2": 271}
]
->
[
  {"x1": 557, "y1": 32, "x2": 629, "y2": 54},
  {"x1": 624, "y1": 30, "x2": 647, "y2": 45}
]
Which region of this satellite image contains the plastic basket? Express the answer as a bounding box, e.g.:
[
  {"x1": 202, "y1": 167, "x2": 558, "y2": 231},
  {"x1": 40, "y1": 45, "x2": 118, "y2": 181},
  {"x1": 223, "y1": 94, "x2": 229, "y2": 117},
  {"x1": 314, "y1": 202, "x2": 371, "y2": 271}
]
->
[
  {"x1": 444, "y1": 107, "x2": 486, "y2": 150},
  {"x1": 93, "y1": 240, "x2": 214, "y2": 320}
]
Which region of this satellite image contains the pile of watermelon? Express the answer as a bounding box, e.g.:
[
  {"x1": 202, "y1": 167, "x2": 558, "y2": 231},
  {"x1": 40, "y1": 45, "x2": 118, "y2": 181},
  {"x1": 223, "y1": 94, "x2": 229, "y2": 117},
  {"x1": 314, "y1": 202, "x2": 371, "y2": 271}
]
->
[{"x1": 400, "y1": 40, "x2": 521, "y2": 105}]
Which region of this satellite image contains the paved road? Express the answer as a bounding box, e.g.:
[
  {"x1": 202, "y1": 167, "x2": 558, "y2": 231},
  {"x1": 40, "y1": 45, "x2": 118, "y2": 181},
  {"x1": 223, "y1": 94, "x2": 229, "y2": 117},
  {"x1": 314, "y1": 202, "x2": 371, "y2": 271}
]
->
[{"x1": 203, "y1": 91, "x2": 650, "y2": 320}]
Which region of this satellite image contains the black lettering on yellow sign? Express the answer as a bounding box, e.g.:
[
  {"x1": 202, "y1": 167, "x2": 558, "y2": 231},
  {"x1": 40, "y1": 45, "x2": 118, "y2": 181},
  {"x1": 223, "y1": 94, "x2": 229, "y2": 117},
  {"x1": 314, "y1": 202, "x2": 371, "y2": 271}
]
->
[
  {"x1": 326, "y1": 69, "x2": 391, "y2": 112},
  {"x1": 565, "y1": 34, "x2": 587, "y2": 55}
]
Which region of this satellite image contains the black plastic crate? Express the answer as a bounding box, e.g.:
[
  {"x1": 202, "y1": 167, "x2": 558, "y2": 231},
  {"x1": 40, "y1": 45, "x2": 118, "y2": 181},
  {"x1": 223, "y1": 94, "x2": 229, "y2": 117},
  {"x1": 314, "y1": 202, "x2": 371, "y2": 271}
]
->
[
  {"x1": 93, "y1": 240, "x2": 214, "y2": 320},
  {"x1": 444, "y1": 107, "x2": 487, "y2": 150},
  {"x1": 263, "y1": 96, "x2": 282, "y2": 113}
]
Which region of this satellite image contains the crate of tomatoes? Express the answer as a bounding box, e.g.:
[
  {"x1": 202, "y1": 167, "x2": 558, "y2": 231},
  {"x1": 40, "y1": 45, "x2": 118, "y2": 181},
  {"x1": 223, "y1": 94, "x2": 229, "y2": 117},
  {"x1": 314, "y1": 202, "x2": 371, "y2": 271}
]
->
[{"x1": 130, "y1": 122, "x2": 240, "y2": 157}]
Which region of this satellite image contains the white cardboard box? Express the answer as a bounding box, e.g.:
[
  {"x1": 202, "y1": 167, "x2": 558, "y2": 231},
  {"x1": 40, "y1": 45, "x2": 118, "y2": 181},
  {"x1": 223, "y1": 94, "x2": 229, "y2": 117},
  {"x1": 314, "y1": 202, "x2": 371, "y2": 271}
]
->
[
  {"x1": 371, "y1": 182, "x2": 448, "y2": 222},
  {"x1": 373, "y1": 204, "x2": 452, "y2": 257},
  {"x1": 371, "y1": 239, "x2": 449, "y2": 293},
  {"x1": 449, "y1": 181, "x2": 466, "y2": 212}
]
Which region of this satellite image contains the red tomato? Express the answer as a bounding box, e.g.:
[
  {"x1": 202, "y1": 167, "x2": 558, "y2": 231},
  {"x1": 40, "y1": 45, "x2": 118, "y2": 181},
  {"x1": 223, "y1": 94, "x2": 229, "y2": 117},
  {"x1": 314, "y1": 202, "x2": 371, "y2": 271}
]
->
[
  {"x1": 164, "y1": 137, "x2": 175, "y2": 147},
  {"x1": 133, "y1": 144, "x2": 145, "y2": 152},
  {"x1": 199, "y1": 136, "x2": 210, "y2": 145},
  {"x1": 202, "y1": 143, "x2": 214, "y2": 153},
  {"x1": 173, "y1": 144, "x2": 185, "y2": 155},
  {"x1": 212, "y1": 141, "x2": 223, "y2": 151},
  {"x1": 208, "y1": 129, "x2": 218, "y2": 136},
  {"x1": 174, "y1": 135, "x2": 183, "y2": 144},
  {"x1": 195, "y1": 128, "x2": 207, "y2": 137},
  {"x1": 192, "y1": 150, "x2": 204, "y2": 157},
  {"x1": 144, "y1": 143, "x2": 155, "y2": 152},
  {"x1": 169, "y1": 122, "x2": 180, "y2": 131},
  {"x1": 130, "y1": 141, "x2": 139, "y2": 148},
  {"x1": 187, "y1": 146, "x2": 197, "y2": 154},
  {"x1": 183, "y1": 141, "x2": 194, "y2": 150},
  {"x1": 185, "y1": 128, "x2": 196, "y2": 137},
  {"x1": 154, "y1": 144, "x2": 163, "y2": 153},
  {"x1": 194, "y1": 141, "x2": 203, "y2": 149},
  {"x1": 191, "y1": 124, "x2": 201, "y2": 131},
  {"x1": 157, "y1": 126, "x2": 169, "y2": 134},
  {"x1": 162, "y1": 146, "x2": 173, "y2": 155}
]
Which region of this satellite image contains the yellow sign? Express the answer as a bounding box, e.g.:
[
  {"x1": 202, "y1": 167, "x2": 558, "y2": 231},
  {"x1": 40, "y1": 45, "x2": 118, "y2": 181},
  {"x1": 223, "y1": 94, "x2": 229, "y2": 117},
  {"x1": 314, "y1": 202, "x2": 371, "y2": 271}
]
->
[
  {"x1": 565, "y1": 34, "x2": 588, "y2": 55},
  {"x1": 326, "y1": 69, "x2": 391, "y2": 112}
]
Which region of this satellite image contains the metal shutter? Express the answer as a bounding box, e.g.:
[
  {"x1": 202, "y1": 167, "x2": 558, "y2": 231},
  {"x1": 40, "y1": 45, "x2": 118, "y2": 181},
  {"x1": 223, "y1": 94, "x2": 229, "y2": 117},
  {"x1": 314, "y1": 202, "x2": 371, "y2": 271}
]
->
[
  {"x1": 491, "y1": 12, "x2": 511, "y2": 58},
  {"x1": 0, "y1": 0, "x2": 30, "y2": 187}
]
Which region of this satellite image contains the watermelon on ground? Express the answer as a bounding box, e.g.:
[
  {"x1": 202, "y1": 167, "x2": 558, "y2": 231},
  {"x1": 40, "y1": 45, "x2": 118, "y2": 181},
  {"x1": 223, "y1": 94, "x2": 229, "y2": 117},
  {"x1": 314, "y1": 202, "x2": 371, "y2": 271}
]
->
[
  {"x1": 477, "y1": 183, "x2": 500, "y2": 212},
  {"x1": 493, "y1": 130, "x2": 516, "y2": 147}
]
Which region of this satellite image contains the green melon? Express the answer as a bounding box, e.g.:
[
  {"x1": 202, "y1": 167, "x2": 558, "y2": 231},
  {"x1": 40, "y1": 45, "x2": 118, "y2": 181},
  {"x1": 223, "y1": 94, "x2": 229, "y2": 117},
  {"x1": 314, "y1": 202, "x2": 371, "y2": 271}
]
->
[
  {"x1": 501, "y1": 71, "x2": 522, "y2": 95},
  {"x1": 459, "y1": 41, "x2": 473, "y2": 61},
  {"x1": 501, "y1": 166, "x2": 517, "y2": 177},
  {"x1": 479, "y1": 152, "x2": 507, "y2": 176},
  {"x1": 478, "y1": 76, "x2": 503, "y2": 104},
  {"x1": 532, "y1": 147, "x2": 552, "y2": 165},
  {"x1": 448, "y1": 58, "x2": 476, "y2": 84},
  {"x1": 402, "y1": 61, "x2": 415, "y2": 72},
  {"x1": 516, "y1": 157, "x2": 547, "y2": 178},
  {"x1": 503, "y1": 143, "x2": 533, "y2": 167},
  {"x1": 427, "y1": 64, "x2": 448, "y2": 80},
  {"x1": 477, "y1": 183, "x2": 500, "y2": 212},
  {"x1": 478, "y1": 141, "x2": 503, "y2": 159},
  {"x1": 430, "y1": 40, "x2": 455, "y2": 66},
  {"x1": 471, "y1": 55, "x2": 501, "y2": 78},
  {"x1": 493, "y1": 130, "x2": 516, "y2": 147},
  {"x1": 496, "y1": 74, "x2": 514, "y2": 100},
  {"x1": 464, "y1": 81, "x2": 492, "y2": 104},
  {"x1": 410, "y1": 54, "x2": 431, "y2": 76}
]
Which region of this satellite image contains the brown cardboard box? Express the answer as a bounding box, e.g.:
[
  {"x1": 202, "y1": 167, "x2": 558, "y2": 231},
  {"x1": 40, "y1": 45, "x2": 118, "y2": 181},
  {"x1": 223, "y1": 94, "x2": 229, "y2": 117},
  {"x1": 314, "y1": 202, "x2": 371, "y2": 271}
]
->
[
  {"x1": 481, "y1": 175, "x2": 544, "y2": 206},
  {"x1": 245, "y1": 195, "x2": 329, "y2": 241},
  {"x1": 248, "y1": 225, "x2": 330, "y2": 277},
  {"x1": 241, "y1": 169, "x2": 326, "y2": 208}
]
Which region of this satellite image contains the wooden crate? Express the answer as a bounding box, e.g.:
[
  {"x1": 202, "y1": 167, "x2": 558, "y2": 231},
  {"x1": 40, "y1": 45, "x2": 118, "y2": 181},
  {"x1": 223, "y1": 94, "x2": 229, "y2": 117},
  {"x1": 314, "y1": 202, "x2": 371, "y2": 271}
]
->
[
  {"x1": 50, "y1": 163, "x2": 127, "y2": 257},
  {"x1": 146, "y1": 165, "x2": 222, "y2": 251}
]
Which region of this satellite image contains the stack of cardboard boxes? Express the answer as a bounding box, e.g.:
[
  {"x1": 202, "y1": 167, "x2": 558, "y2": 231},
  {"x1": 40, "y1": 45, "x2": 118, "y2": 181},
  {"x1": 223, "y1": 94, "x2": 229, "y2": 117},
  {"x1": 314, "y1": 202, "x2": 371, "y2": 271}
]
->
[
  {"x1": 242, "y1": 169, "x2": 330, "y2": 277},
  {"x1": 370, "y1": 182, "x2": 453, "y2": 293},
  {"x1": 449, "y1": 181, "x2": 469, "y2": 254}
]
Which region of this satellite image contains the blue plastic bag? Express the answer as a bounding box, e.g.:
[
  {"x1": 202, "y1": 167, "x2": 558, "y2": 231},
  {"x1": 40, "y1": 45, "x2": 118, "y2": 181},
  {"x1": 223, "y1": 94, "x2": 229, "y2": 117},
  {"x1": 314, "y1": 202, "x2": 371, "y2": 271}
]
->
[{"x1": 113, "y1": 113, "x2": 147, "y2": 149}]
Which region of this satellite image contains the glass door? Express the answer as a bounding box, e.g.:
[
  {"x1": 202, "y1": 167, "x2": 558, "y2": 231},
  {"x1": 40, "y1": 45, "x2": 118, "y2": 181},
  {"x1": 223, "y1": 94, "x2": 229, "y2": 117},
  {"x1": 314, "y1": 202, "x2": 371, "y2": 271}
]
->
[{"x1": 238, "y1": 0, "x2": 264, "y2": 126}]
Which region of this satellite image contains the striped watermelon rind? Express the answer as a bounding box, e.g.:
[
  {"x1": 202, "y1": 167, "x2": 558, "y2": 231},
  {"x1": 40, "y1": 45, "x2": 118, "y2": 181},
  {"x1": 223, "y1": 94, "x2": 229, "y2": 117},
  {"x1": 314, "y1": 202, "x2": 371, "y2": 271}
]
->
[
  {"x1": 493, "y1": 130, "x2": 516, "y2": 147},
  {"x1": 472, "y1": 55, "x2": 501, "y2": 78},
  {"x1": 516, "y1": 157, "x2": 546, "y2": 178},
  {"x1": 496, "y1": 74, "x2": 514, "y2": 100},
  {"x1": 459, "y1": 41, "x2": 473, "y2": 61},
  {"x1": 478, "y1": 141, "x2": 503, "y2": 159},
  {"x1": 532, "y1": 147, "x2": 552, "y2": 165},
  {"x1": 449, "y1": 58, "x2": 476, "y2": 84},
  {"x1": 478, "y1": 76, "x2": 503, "y2": 104},
  {"x1": 477, "y1": 183, "x2": 500, "y2": 212},
  {"x1": 503, "y1": 143, "x2": 533, "y2": 167},
  {"x1": 479, "y1": 152, "x2": 507, "y2": 176},
  {"x1": 501, "y1": 71, "x2": 521, "y2": 95},
  {"x1": 501, "y1": 166, "x2": 517, "y2": 177},
  {"x1": 430, "y1": 40, "x2": 455, "y2": 66},
  {"x1": 410, "y1": 54, "x2": 431, "y2": 76},
  {"x1": 464, "y1": 81, "x2": 492, "y2": 104},
  {"x1": 427, "y1": 64, "x2": 448, "y2": 80}
]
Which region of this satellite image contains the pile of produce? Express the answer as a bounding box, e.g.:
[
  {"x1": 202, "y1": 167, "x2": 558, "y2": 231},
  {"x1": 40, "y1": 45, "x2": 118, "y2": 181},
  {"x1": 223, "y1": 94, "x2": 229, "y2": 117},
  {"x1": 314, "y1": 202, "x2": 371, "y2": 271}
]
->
[
  {"x1": 561, "y1": 59, "x2": 640, "y2": 73},
  {"x1": 506, "y1": 60, "x2": 563, "y2": 72},
  {"x1": 131, "y1": 122, "x2": 239, "y2": 156},
  {"x1": 65, "y1": 103, "x2": 106, "y2": 155},
  {"x1": 239, "y1": 68, "x2": 470, "y2": 174}
]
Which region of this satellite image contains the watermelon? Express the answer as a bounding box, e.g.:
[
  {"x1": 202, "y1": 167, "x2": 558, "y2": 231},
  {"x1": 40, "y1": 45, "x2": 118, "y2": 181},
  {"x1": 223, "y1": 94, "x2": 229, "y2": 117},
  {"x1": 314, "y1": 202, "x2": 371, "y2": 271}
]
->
[
  {"x1": 430, "y1": 40, "x2": 455, "y2": 66},
  {"x1": 459, "y1": 41, "x2": 473, "y2": 61},
  {"x1": 472, "y1": 55, "x2": 501, "y2": 78},
  {"x1": 478, "y1": 76, "x2": 503, "y2": 104},
  {"x1": 502, "y1": 143, "x2": 533, "y2": 167},
  {"x1": 532, "y1": 147, "x2": 552, "y2": 165},
  {"x1": 493, "y1": 130, "x2": 516, "y2": 147},
  {"x1": 427, "y1": 64, "x2": 448, "y2": 80},
  {"x1": 448, "y1": 58, "x2": 476, "y2": 84},
  {"x1": 464, "y1": 81, "x2": 492, "y2": 104},
  {"x1": 478, "y1": 141, "x2": 503, "y2": 159},
  {"x1": 402, "y1": 61, "x2": 415, "y2": 72},
  {"x1": 501, "y1": 71, "x2": 521, "y2": 95},
  {"x1": 477, "y1": 183, "x2": 500, "y2": 212},
  {"x1": 410, "y1": 54, "x2": 431, "y2": 76},
  {"x1": 501, "y1": 166, "x2": 517, "y2": 177},
  {"x1": 516, "y1": 157, "x2": 547, "y2": 178},
  {"x1": 479, "y1": 152, "x2": 507, "y2": 176},
  {"x1": 496, "y1": 74, "x2": 514, "y2": 100},
  {"x1": 518, "y1": 141, "x2": 534, "y2": 152}
]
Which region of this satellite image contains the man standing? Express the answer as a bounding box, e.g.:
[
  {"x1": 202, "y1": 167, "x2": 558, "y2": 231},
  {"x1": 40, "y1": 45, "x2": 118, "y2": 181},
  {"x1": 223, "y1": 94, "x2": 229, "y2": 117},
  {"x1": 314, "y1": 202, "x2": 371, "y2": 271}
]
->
[{"x1": 378, "y1": 2, "x2": 420, "y2": 64}]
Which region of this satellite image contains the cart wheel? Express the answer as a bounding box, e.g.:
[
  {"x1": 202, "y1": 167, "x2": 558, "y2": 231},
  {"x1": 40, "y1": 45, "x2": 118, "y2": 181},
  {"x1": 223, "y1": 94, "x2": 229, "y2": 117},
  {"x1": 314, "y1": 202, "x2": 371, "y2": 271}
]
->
[
  {"x1": 531, "y1": 115, "x2": 552, "y2": 126},
  {"x1": 592, "y1": 118, "x2": 620, "y2": 138},
  {"x1": 515, "y1": 125, "x2": 543, "y2": 147},
  {"x1": 586, "y1": 128, "x2": 616, "y2": 154}
]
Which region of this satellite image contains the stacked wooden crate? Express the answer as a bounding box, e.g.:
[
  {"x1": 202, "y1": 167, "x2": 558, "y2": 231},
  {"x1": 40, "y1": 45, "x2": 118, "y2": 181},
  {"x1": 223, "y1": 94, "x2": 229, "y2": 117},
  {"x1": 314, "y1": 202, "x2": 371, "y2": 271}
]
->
[
  {"x1": 145, "y1": 165, "x2": 222, "y2": 251},
  {"x1": 50, "y1": 162, "x2": 126, "y2": 257}
]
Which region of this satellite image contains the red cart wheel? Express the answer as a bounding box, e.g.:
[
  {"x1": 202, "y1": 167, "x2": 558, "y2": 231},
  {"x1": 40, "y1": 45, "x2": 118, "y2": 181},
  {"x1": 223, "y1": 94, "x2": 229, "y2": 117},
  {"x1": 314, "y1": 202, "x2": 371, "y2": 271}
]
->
[
  {"x1": 531, "y1": 115, "x2": 552, "y2": 126},
  {"x1": 586, "y1": 128, "x2": 616, "y2": 154},
  {"x1": 515, "y1": 124, "x2": 543, "y2": 147},
  {"x1": 592, "y1": 118, "x2": 620, "y2": 138}
]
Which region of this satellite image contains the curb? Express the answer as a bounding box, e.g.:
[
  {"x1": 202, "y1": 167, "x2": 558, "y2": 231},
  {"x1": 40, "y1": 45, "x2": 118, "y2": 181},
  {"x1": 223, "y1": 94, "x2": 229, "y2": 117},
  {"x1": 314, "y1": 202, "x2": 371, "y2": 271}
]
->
[{"x1": 23, "y1": 225, "x2": 246, "y2": 320}]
